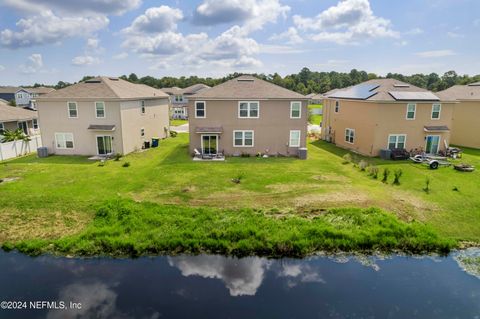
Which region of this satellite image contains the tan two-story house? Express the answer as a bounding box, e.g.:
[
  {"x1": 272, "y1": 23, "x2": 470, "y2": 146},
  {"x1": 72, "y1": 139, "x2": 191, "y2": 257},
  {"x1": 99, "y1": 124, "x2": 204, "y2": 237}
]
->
[
  {"x1": 188, "y1": 75, "x2": 308, "y2": 157},
  {"x1": 37, "y1": 77, "x2": 170, "y2": 156},
  {"x1": 321, "y1": 79, "x2": 457, "y2": 156},
  {"x1": 437, "y1": 82, "x2": 480, "y2": 149}
]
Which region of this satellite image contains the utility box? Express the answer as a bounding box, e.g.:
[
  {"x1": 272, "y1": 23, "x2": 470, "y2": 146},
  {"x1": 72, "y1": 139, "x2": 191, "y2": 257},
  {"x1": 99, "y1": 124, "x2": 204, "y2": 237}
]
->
[
  {"x1": 37, "y1": 147, "x2": 48, "y2": 158},
  {"x1": 380, "y1": 149, "x2": 391, "y2": 160},
  {"x1": 298, "y1": 148, "x2": 308, "y2": 160}
]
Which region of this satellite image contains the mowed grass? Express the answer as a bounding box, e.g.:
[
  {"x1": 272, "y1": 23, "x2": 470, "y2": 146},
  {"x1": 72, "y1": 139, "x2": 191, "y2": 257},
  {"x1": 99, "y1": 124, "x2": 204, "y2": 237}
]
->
[
  {"x1": 0, "y1": 134, "x2": 479, "y2": 256},
  {"x1": 170, "y1": 119, "x2": 188, "y2": 126},
  {"x1": 308, "y1": 104, "x2": 323, "y2": 125}
]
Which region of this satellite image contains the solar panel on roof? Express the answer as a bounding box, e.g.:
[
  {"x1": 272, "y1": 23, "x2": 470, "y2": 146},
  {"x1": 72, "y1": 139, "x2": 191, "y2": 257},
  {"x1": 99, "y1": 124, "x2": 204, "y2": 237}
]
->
[
  {"x1": 389, "y1": 91, "x2": 439, "y2": 101},
  {"x1": 328, "y1": 83, "x2": 380, "y2": 100}
]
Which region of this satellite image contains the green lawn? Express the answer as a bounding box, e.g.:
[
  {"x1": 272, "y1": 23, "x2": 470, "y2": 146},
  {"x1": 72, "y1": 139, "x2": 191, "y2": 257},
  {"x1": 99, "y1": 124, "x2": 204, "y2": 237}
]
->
[
  {"x1": 0, "y1": 134, "x2": 478, "y2": 256},
  {"x1": 308, "y1": 104, "x2": 323, "y2": 125},
  {"x1": 170, "y1": 119, "x2": 188, "y2": 126}
]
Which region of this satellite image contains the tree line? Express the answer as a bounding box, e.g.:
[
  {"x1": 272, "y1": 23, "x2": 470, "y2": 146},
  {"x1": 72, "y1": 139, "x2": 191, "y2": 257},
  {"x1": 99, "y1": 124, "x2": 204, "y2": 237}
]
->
[{"x1": 27, "y1": 67, "x2": 480, "y2": 94}]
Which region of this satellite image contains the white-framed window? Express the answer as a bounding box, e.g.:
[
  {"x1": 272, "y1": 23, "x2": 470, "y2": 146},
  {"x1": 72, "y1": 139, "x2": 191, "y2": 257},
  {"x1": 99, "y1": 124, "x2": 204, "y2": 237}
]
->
[
  {"x1": 233, "y1": 130, "x2": 254, "y2": 147},
  {"x1": 406, "y1": 103, "x2": 416, "y2": 120},
  {"x1": 431, "y1": 103, "x2": 441, "y2": 120},
  {"x1": 95, "y1": 101, "x2": 106, "y2": 118},
  {"x1": 195, "y1": 101, "x2": 206, "y2": 118},
  {"x1": 345, "y1": 128, "x2": 355, "y2": 144},
  {"x1": 67, "y1": 102, "x2": 78, "y2": 118},
  {"x1": 175, "y1": 95, "x2": 183, "y2": 102},
  {"x1": 238, "y1": 101, "x2": 259, "y2": 118},
  {"x1": 141, "y1": 101, "x2": 146, "y2": 114},
  {"x1": 55, "y1": 133, "x2": 74, "y2": 149},
  {"x1": 289, "y1": 130, "x2": 301, "y2": 147},
  {"x1": 174, "y1": 108, "x2": 184, "y2": 115},
  {"x1": 33, "y1": 119, "x2": 39, "y2": 130},
  {"x1": 141, "y1": 128, "x2": 145, "y2": 137},
  {"x1": 388, "y1": 134, "x2": 407, "y2": 149},
  {"x1": 335, "y1": 100, "x2": 340, "y2": 113},
  {"x1": 17, "y1": 93, "x2": 23, "y2": 99},
  {"x1": 290, "y1": 102, "x2": 302, "y2": 119}
]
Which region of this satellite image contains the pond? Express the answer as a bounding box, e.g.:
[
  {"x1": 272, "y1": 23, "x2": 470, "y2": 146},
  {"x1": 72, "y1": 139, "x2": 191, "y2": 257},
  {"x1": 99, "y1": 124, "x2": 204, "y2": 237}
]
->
[{"x1": 0, "y1": 249, "x2": 479, "y2": 318}]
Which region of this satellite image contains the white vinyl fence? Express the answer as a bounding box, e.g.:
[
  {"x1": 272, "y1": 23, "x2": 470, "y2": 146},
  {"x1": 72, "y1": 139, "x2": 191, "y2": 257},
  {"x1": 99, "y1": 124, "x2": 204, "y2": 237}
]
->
[{"x1": 0, "y1": 135, "x2": 42, "y2": 161}]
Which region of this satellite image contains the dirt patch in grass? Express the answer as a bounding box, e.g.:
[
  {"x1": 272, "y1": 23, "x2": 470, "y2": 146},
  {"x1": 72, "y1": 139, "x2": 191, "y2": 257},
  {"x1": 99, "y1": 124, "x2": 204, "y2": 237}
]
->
[
  {"x1": 312, "y1": 174, "x2": 350, "y2": 183},
  {"x1": 0, "y1": 208, "x2": 91, "y2": 242},
  {"x1": 294, "y1": 189, "x2": 371, "y2": 208},
  {"x1": 265, "y1": 183, "x2": 323, "y2": 192}
]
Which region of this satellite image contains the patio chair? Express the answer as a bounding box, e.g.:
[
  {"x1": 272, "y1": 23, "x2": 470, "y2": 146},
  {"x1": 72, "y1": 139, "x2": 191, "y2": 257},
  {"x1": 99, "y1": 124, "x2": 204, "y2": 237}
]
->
[{"x1": 193, "y1": 148, "x2": 202, "y2": 159}]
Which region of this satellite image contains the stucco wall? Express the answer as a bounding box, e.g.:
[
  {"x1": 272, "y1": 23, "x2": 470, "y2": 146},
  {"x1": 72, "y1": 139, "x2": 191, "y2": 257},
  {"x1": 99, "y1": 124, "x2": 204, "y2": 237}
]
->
[
  {"x1": 451, "y1": 101, "x2": 480, "y2": 148},
  {"x1": 188, "y1": 99, "x2": 308, "y2": 156}
]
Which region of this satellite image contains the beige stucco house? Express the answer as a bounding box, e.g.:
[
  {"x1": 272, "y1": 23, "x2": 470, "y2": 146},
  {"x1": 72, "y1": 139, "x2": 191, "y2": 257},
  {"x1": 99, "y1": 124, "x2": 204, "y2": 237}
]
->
[
  {"x1": 321, "y1": 79, "x2": 457, "y2": 157},
  {"x1": 37, "y1": 77, "x2": 170, "y2": 156},
  {"x1": 0, "y1": 99, "x2": 40, "y2": 138},
  {"x1": 437, "y1": 82, "x2": 480, "y2": 149},
  {"x1": 187, "y1": 75, "x2": 308, "y2": 157}
]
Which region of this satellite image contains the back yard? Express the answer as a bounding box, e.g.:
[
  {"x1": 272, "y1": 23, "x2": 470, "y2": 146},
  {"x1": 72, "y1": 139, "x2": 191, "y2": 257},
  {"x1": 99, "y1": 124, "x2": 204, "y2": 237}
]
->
[{"x1": 0, "y1": 134, "x2": 478, "y2": 256}]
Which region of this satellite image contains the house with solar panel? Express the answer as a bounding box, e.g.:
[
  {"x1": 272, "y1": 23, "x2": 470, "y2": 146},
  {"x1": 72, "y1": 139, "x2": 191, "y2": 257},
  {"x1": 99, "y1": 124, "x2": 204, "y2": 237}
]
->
[
  {"x1": 437, "y1": 82, "x2": 480, "y2": 149},
  {"x1": 321, "y1": 79, "x2": 457, "y2": 157}
]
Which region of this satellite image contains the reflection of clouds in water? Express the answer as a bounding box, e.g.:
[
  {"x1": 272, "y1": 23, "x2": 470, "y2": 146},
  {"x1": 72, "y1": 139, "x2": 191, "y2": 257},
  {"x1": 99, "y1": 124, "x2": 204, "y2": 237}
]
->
[
  {"x1": 168, "y1": 255, "x2": 271, "y2": 296},
  {"x1": 277, "y1": 263, "x2": 325, "y2": 288},
  {"x1": 47, "y1": 282, "x2": 159, "y2": 319}
]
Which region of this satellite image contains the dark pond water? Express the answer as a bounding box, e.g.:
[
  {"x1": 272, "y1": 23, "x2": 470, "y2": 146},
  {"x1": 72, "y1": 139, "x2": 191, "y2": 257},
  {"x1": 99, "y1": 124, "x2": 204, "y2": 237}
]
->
[{"x1": 0, "y1": 250, "x2": 479, "y2": 319}]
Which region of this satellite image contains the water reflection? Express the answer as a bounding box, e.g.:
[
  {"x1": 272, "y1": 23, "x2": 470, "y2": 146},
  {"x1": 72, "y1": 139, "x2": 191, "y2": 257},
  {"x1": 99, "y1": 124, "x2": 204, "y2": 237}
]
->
[{"x1": 168, "y1": 255, "x2": 271, "y2": 296}]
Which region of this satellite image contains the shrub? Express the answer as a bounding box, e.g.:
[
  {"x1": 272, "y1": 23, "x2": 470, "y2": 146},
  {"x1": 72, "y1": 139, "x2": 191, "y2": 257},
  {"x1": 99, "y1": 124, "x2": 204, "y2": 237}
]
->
[
  {"x1": 382, "y1": 168, "x2": 390, "y2": 183},
  {"x1": 122, "y1": 162, "x2": 131, "y2": 168},
  {"x1": 342, "y1": 153, "x2": 352, "y2": 164},
  {"x1": 424, "y1": 176, "x2": 431, "y2": 193},
  {"x1": 452, "y1": 186, "x2": 459, "y2": 192},
  {"x1": 170, "y1": 130, "x2": 178, "y2": 138},
  {"x1": 368, "y1": 166, "x2": 379, "y2": 179},
  {"x1": 241, "y1": 152, "x2": 251, "y2": 158},
  {"x1": 358, "y1": 160, "x2": 369, "y2": 171},
  {"x1": 231, "y1": 172, "x2": 244, "y2": 184},
  {"x1": 393, "y1": 169, "x2": 403, "y2": 185},
  {"x1": 114, "y1": 153, "x2": 123, "y2": 161}
]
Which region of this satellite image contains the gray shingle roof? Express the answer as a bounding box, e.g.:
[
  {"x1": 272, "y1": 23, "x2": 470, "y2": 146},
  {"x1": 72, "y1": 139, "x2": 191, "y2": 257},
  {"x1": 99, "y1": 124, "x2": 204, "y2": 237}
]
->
[
  {"x1": 0, "y1": 100, "x2": 38, "y2": 122},
  {"x1": 19, "y1": 87, "x2": 55, "y2": 94},
  {"x1": 437, "y1": 84, "x2": 480, "y2": 101},
  {"x1": 39, "y1": 77, "x2": 168, "y2": 100},
  {"x1": 191, "y1": 75, "x2": 307, "y2": 100},
  {"x1": 0, "y1": 86, "x2": 21, "y2": 94},
  {"x1": 424, "y1": 125, "x2": 449, "y2": 132}
]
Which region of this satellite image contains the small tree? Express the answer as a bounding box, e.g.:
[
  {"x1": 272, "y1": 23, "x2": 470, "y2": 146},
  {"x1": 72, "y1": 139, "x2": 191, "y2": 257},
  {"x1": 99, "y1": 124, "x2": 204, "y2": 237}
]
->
[
  {"x1": 368, "y1": 165, "x2": 379, "y2": 179},
  {"x1": 8, "y1": 99, "x2": 16, "y2": 106},
  {"x1": 342, "y1": 153, "x2": 352, "y2": 164},
  {"x1": 382, "y1": 168, "x2": 390, "y2": 183},
  {"x1": 358, "y1": 160, "x2": 369, "y2": 171},
  {"x1": 423, "y1": 176, "x2": 431, "y2": 193},
  {"x1": 393, "y1": 169, "x2": 403, "y2": 185},
  {"x1": 1, "y1": 129, "x2": 30, "y2": 142}
]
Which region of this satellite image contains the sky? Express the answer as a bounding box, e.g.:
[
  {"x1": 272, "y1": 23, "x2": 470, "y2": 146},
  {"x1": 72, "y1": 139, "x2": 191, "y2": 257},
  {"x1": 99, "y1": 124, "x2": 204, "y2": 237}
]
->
[{"x1": 0, "y1": 0, "x2": 479, "y2": 85}]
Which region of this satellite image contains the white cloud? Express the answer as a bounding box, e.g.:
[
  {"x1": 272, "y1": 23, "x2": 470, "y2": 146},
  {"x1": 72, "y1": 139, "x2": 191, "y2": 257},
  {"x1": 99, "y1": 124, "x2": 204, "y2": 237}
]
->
[
  {"x1": 269, "y1": 27, "x2": 304, "y2": 44},
  {"x1": 123, "y1": 6, "x2": 183, "y2": 34},
  {"x1": 20, "y1": 53, "x2": 43, "y2": 73},
  {"x1": 446, "y1": 31, "x2": 464, "y2": 39},
  {"x1": 193, "y1": 0, "x2": 290, "y2": 32},
  {"x1": 86, "y1": 38, "x2": 99, "y2": 50},
  {"x1": 112, "y1": 52, "x2": 128, "y2": 60},
  {"x1": 0, "y1": 11, "x2": 108, "y2": 48},
  {"x1": 259, "y1": 44, "x2": 307, "y2": 55},
  {"x1": 72, "y1": 55, "x2": 100, "y2": 66},
  {"x1": 293, "y1": 0, "x2": 398, "y2": 44},
  {"x1": 123, "y1": 31, "x2": 207, "y2": 56},
  {"x1": 405, "y1": 27, "x2": 423, "y2": 35},
  {"x1": 2, "y1": 0, "x2": 140, "y2": 15},
  {"x1": 415, "y1": 49, "x2": 456, "y2": 58}
]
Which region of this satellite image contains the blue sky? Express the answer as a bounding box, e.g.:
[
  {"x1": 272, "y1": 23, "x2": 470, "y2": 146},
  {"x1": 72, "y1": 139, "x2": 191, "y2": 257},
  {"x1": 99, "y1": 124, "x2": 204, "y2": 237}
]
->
[{"x1": 0, "y1": 0, "x2": 479, "y2": 85}]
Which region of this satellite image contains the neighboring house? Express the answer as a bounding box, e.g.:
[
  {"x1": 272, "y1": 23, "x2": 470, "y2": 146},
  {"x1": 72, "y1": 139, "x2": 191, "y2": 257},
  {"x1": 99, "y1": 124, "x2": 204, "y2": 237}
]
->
[
  {"x1": 188, "y1": 75, "x2": 308, "y2": 157},
  {"x1": 15, "y1": 87, "x2": 55, "y2": 109},
  {"x1": 321, "y1": 79, "x2": 456, "y2": 157},
  {"x1": 309, "y1": 93, "x2": 323, "y2": 105},
  {"x1": 0, "y1": 99, "x2": 39, "y2": 138},
  {"x1": 0, "y1": 86, "x2": 21, "y2": 103},
  {"x1": 36, "y1": 77, "x2": 170, "y2": 156},
  {"x1": 161, "y1": 84, "x2": 210, "y2": 119},
  {"x1": 437, "y1": 82, "x2": 480, "y2": 149}
]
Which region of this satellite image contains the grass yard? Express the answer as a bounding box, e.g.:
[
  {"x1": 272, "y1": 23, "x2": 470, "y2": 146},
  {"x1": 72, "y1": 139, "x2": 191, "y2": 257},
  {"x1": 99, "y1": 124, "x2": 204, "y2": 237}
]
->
[
  {"x1": 0, "y1": 134, "x2": 478, "y2": 257},
  {"x1": 170, "y1": 119, "x2": 188, "y2": 126},
  {"x1": 308, "y1": 104, "x2": 323, "y2": 125}
]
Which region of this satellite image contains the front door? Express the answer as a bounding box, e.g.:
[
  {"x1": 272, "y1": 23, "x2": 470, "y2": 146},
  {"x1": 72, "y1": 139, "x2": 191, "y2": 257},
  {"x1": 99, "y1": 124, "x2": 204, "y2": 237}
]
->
[
  {"x1": 425, "y1": 135, "x2": 440, "y2": 154},
  {"x1": 97, "y1": 136, "x2": 113, "y2": 155},
  {"x1": 201, "y1": 134, "x2": 218, "y2": 155}
]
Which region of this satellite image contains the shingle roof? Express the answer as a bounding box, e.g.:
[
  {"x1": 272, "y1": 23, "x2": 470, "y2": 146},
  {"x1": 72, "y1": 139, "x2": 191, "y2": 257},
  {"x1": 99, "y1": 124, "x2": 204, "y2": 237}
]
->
[
  {"x1": 437, "y1": 84, "x2": 480, "y2": 101},
  {"x1": 0, "y1": 100, "x2": 38, "y2": 122},
  {"x1": 39, "y1": 77, "x2": 168, "y2": 100},
  {"x1": 191, "y1": 75, "x2": 307, "y2": 100},
  {"x1": 19, "y1": 87, "x2": 55, "y2": 94},
  {"x1": 88, "y1": 124, "x2": 116, "y2": 131},
  {"x1": 161, "y1": 84, "x2": 211, "y2": 96},
  {"x1": 424, "y1": 125, "x2": 449, "y2": 132},
  {"x1": 0, "y1": 86, "x2": 21, "y2": 94},
  {"x1": 327, "y1": 79, "x2": 439, "y2": 102}
]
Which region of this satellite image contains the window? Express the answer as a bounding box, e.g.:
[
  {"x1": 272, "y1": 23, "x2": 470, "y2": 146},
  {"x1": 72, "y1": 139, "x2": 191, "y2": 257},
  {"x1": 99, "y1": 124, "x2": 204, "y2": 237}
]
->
[
  {"x1": 290, "y1": 102, "x2": 301, "y2": 118},
  {"x1": 289, "y1": 130, "x2": 301, "y2": 147},
  {"x1": 141, "y1": 101, "x2": 146, "y2": 114},
  {"x1": 345, "y1": 128, "x2": 355, "y2": 144},
  {"x1": 175, "y1": 95, "x2": 182, "y2": 102},
  {"x1": 195, "y1": 101, "x2": 206, "y2": 118},
  {"x1": 0, "y1": 122, "x2": 4, "y2": 133},
  {"x1": 406, "y1": 103, "x2": 416, "y2": 120},
  {"x1": 233, "y1": 130, "x2": 254, "y2": 147},
  {"x1": 17, "y1": 93, "x2": 23, "y2": 99},
  {"x1": 68, "y1": 102, "x2": 78, "y2": 118},
  {"x1": 33, "y1": 119, "x2": 39, "y2": 130},
  {"x1": 238, "y1": 101, "x2": 259, "y2": 118},
  {"x1": 335, "y1": 100, "x2": 340, "y2": 113},
  {"x1": 141, "y1": 128, "x2": 145, "y2": 137},
  {"x1": 431, "y1": 103, "x2": 441, "y2": 120},
  {"x1": 388, "y1": 135, "x2": 406, "y2": 150},
  {"x1": 95, "y1": 101, "x2": 105, "y2": 118},
  {"x1": 55, "y1": 133, "x2": 74, "y2": 149}
]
